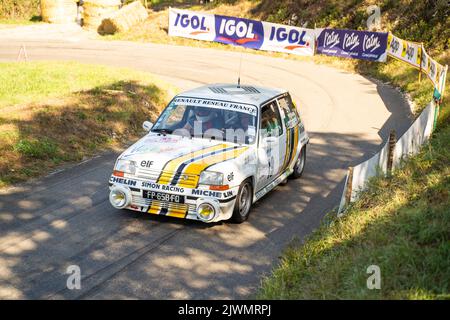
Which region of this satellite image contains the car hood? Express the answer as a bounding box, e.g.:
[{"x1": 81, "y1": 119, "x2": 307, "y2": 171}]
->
[{"x1": 119, "y1": 133, "x2": 236, "y2": 172}]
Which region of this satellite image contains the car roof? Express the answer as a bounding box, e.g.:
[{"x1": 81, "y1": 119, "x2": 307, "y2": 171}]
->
[{"x1": 176, "y1": 83, "x2": 287, "y2": 107}]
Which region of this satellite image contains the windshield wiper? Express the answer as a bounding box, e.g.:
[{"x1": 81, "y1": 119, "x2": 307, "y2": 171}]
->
[{"x1": 152, "y1": 128, "x2": 173, "y2": 135}]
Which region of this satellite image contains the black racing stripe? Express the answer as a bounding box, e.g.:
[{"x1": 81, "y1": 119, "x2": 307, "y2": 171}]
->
[
  {"x1": 219, "y1": 196, "x2": 237, "y2": 203},
  {"x1": 289, "y1": 128, "x2": 295, "y2": 158},
  {"x1": 170, "y1": 145, "x2": 239, "y2": 185},
  {"x1": 187, "y1": 195, "x2": 237, "y2": 203},
  {"x1": 109, "y1": 182, "x2": 139, "y2": 192},
  {"x1": 159, "y1": 208, "x2": 168, "y2": 215},
  {"x1": 155, "y1": 144, "x2": 220, "y2": 183},
  {"x1": 285, "y1": 127, "x2": 295, "y2": 170}
]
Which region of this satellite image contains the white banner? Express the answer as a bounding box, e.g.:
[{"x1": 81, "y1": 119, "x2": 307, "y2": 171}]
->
[
  {"x1": 260, "y1": 21, "x2": 315, "y2": 56},
  {"x1": 387, "y1": 33, "x2": 421, "y2": 69},
  {"x1": 168, "y1": 8, "x2": 216, "y2": 42}
]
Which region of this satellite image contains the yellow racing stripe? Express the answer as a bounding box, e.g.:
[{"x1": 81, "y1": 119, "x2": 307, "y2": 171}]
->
[
  {"x1": 282, "y1": 128, "x2": 291, "y2": 172},
  {"x1": 157, "y1": 143, "x2": 228, "y2": 184},
  {"x1": 177, "y1": 147, "x2": 249, "y2": 188},
  {"x1": 147, "y1": 203, "x2": 161, "y2": 215},
  {"x1": 166, "y1": 207, "x2": 188, "y2": 219},
  {"x1": 289, "y1": 126, "x2": 299, "y2": 167},
  {"x1": 148, "y1": 144, "x2": 229, "y2": 215}
]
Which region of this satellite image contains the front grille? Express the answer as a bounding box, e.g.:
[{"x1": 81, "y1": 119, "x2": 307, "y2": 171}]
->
[
  {"x1": 135, "y1": 168, "x2": 160, "y2": 181},
  {"x1": 136, "y1": 168, "x2": 199, "y2": 188},
  {"x1": 131, "y1": 195, "x2": 196, "y2": 213}
]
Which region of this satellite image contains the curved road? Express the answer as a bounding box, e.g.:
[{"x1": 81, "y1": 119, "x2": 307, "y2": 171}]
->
[{"x1": 0, "y1": 25, "x2": 413, "y2": 299}]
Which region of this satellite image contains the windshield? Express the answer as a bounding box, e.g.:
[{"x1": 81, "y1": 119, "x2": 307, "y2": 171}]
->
[{"x1": 152, "y1": 98, "x2": 258, "y2": 144}]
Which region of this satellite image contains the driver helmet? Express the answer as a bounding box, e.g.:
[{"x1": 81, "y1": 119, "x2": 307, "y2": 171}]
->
[{"x1": 194, "y1": 107, "x2": 214, "y2": 122}]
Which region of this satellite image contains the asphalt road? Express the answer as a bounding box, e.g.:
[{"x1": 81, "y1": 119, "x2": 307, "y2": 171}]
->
[{"x1": 0, "y1": 24, "x2": 413, "y2": 299}]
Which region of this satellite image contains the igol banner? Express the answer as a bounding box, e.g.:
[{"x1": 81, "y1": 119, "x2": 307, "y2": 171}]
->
[
  {"x1": 168, "y1": 8, "x2": 316, "y2": 56},
  {"x1": 317, "y1": 29, "x2": 388, "y2": 62}
]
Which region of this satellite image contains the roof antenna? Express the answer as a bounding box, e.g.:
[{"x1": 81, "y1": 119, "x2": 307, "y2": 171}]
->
[{"x1": 237, "y1": 52, "x2": 243, "y2": 88}]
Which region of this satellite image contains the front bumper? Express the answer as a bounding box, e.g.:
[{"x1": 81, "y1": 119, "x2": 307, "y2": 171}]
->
[{"x1": 108, "y1": 175, "x2": 238, "y2": 223}]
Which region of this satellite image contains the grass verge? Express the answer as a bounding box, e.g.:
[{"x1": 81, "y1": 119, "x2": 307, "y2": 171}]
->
[
  {"x1": 258, "y1": 114, "x2": 450, "y2": 299},
  {"x1": 0, "y1": 61, "x2": 176, "y2": 188}
]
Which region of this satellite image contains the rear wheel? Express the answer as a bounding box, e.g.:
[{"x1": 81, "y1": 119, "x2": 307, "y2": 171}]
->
[
  {"x1": 291, "y1": 146, "x2": 306, "y2": 179},
  {"x1": 232, "y1": 179, "x2": 253, "y2": 223}
]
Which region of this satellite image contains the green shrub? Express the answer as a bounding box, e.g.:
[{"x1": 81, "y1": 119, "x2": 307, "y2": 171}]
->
[
  {"x1": 14, "y1": 138, "x2": 58, "y2": 159},
  {"x1": 0, "y1": 0, "x2": 40, "y2": 20}
]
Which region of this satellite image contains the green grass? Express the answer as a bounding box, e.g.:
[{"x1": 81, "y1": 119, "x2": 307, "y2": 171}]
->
[
  {"x1": 258, "y1": 118, "x2": 450, "y2": 299},
  {"x1": 0, "y1": 61, "x2": 173, "y2": 108},
  {"x1": 0, "y1": 18, "x2": 41, "y2": 26},
  {"x1": 0, "y1": 61, "x2": 176, "y2": 187},
  {"x1": 14, "y1": 138, "x2": 58, "y2": 159}
]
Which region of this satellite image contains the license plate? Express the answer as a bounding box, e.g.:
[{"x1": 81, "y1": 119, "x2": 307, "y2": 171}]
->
[{"x1": 143, "y1": 190, "x2": 185, "y2": 204}]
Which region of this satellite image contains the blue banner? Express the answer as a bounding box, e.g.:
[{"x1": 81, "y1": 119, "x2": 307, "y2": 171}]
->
[
  {"x1": 214, "y1": 15, "x2": 265, "y2": 50},
  {"x1": 317, "y1": 29, "x2": 388, "y2": 62}
]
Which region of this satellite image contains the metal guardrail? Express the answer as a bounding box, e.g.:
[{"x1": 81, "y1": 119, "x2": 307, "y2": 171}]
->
[{"x1": 337, "y1": 101, "x2": 437, "y2": 215}]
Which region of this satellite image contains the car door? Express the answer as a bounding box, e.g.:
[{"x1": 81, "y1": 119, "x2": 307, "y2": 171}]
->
[
  {"x1": 277, "y1": 94, "x2": 301, "y2": 171},
  {"x1": 256, "y1": 100, "x2": 286, "y2": 190}
]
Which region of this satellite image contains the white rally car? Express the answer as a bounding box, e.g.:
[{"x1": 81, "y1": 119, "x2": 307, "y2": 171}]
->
[{"x1": 109, "y1": 84, "x2": 309, "y2": 223}]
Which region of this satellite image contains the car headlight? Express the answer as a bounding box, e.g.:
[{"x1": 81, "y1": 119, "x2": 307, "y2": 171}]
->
[
  {"x1": 196, "y1": 198, "x2": 220, "y2": 222},
  {"x1": 109, "y1": 186, "x2": 131, "y2": 209},
  {"x1": 115, "y1": 159, "x2": 137, "y2": 175},
  {"x1": 197, "y1": 203, "x2": 215, "y2": 221},
  {"x1": 199, "y1": 171, "x2": 223, "y2": 185}
]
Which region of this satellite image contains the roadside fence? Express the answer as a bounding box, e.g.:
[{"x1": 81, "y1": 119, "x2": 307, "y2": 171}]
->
[{"x1": 337, "y1": 101, "x2": 437, "y2": 215}]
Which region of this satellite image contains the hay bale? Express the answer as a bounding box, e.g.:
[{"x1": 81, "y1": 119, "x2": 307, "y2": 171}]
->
[
  {"x1": 41, "y1": 0, "x2": 77, "y2": 24},
  {"x1": 83, "y1": 0, "x2": 121, "y2": 30},
  {"x1": 99, "y1": 1, "x2": 149, "y2": 34}
]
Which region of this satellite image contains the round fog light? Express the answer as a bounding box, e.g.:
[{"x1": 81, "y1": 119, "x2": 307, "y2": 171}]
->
[
  {"x1": 109, "y1": 187, "x2": 130, "y2": 209},
  {"x1": 197, "y1": 203, "x2": 216, "y2": 222}
]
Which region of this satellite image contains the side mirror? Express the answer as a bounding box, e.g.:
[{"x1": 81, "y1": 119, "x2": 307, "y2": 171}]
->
[{"x1": 143, "y1": 121, "x2": 153, "y2": 132}]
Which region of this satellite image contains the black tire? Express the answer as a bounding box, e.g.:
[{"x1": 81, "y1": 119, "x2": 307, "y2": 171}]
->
[
  {"x1": 231, "y1": 178, "x2": 253, "y2": 223},
  {"x1": 292, "y1": 146, "x2": 306, "y2": 179}
]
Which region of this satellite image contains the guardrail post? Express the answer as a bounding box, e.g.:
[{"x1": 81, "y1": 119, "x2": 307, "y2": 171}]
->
[
  {"x1": 418, "y1": 42, "x2": 423, "y2": 83},
  {"x1": 433, "y1": 100, "x2": 440, "y2": 131},
  {"x1": 344, "y1": 166, "x2": 354, "y2": 205},
  {"x1": 386, "y1": 129, "x2": 397, "y2": 175}
]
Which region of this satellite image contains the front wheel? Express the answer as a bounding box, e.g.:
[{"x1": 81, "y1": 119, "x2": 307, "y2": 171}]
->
[
  {"x1": 231, "y1": 179, "x2": 253, "y2": 223},
  {"x1": 291, "y1": 146, "x2": 306, "y2": 179}
]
